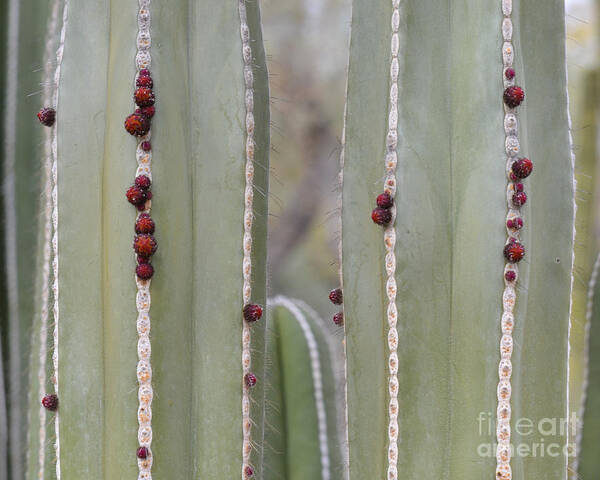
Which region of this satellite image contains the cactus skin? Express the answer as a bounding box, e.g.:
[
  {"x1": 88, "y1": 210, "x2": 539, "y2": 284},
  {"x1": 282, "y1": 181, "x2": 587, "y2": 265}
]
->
[
  {"x1": 342, "y1": 0, "x2": 573, "y2": 478},
  {"x1": 21, "y1": 0, "x2": 269, "y2": 477},
  {"x1": 266, "y1": 297, "x2": 347, "y2": 480}
]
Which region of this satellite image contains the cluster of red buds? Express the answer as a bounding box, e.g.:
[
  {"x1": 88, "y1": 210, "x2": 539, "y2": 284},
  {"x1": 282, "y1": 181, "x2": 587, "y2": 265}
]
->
[
  {"x1": 124, "y1": 69, "x2": 155, "y2": 137},
  {"x1": 328, "y1": 288, "x2": 344, "y2": 326},
  {"x1": 371, "y1": 192, "x2": 394, "y2": 226},
  {"x1": 503, "y1": 81, "x2": 532, "y2": 268}
]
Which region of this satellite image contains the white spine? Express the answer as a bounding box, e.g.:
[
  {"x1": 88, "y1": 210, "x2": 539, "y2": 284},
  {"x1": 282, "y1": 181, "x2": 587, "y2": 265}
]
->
[
  {"x1": 385, "y1": 1, "x2": 401, "y2": 479},
  {"x1": 135, "y1": 1, "x2": 154, "y2": 479},
  {"x1": 50, "y1": 3, "x2": 68, "y2": 479}
]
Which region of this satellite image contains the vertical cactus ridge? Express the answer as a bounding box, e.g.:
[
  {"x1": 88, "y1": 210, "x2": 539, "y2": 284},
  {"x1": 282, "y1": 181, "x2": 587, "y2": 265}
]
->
[
  {"x1": 29, "y1": 1, "x2": 62, "y2": 479},
  {"x1": 496, "y1": 2, "x2": 530, "y2": 478},
  {"x1": 342, "y1": 0, "x2": 573, "y2": 478},
  {"x1": 51, "y1": 5, "x2": 68, "y2": 479},
  {"x1": 238, "y1": 1, "x2": 258, "y2": 477},
  {"x1": 130, "y1": 1, "x2": 154, "y2": 478},
  {"x1": 382, "y1": 3, "x2": 400, "y2": 479}
]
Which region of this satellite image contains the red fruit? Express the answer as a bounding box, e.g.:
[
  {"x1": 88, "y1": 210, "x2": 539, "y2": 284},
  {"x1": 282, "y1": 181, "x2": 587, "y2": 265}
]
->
[
  {"x1": 371, "y1": 207, "x2": 392, "y2": 226},
  {"x1": 124, "y1": 112, "x2": 151, "y2": 136},
  {"x1": 136, "y1": 263, "x2": 154, "y2": 280},
  {"x1": 504, "y1": 68, "x2": 515, "y2": 80},
  {"x1": 504, "y1": 240, "x2": 525, "y2": 263},
  {"x1": 136, "y1": 446, "x2": 149, "y2": 459},
  {"x1": 136, "y1": 75, "x2": 153, "y2": 88},
  {"x1": 244, "y1": 373, "x2": 257, "y2": 388},
  {"x1": 512, "y1": 158, "x2": 533, "y2": 179},
  {"x1": 505, "y1": 271, "x2": 517, "y2": 282},
  {"x1": 126, "y1": 185, "x2": 146, "y2": 206},
  {"x1": 503, "y1": 86, "x2": 525, "y2": 108},
  {"x1": 141, "y1": 141, "x2": 152, "y2": 151},
  {"x1": 244, "y1": 466, "x2": 254, "y2": 478},
  {"x1": 137, "y1": 202, "x2": 148, "y2": 212},
  {"x1": 140, "y1": 106, "x2": 155, "y2": 118},
  {"x1": 134, "y1": 234, "x2": 157, "y2": 258},
  {"x1": 41, "y1": 394, "x2": 58, "y2": 411},
  {"x1": 37, "y1": 107, "x2": 56, "y2": 127},
  {"x1": 509, "y1": 172, "x2": 518, "y2": 182},
  {"x1": 134, "y1": 87, "x2": 155, "y2": 107},
  {"x1": 328, "y1": 288, "x2": 343, "y2": 305},
  {"x1": 135, "y1": 213, "x2": 155, "y2": 234},
  {"x1": 512, "y1": 191, "x2": 527, "y2": 207},
  {"x1": 137, "y1": 255, "x2": 149, "y2": 264},
  {"x1": 333, "y1": 312, "x2": 344, "y2": 326},
  {"x1": 135, "y1": 175, "x2": 152, "y2": 190},
  {"x1": 376, "y1": 192, "x2": 393, "y2": 209},
  {"x1": 139, "y1": 68, "x2": 151, "y2": 77},
  {"x1": 243, "y1": 304, "x2": 263, "y2": 323},
  {"x1": 515, "y1": 183, "x2": 524, "y2": 192}
]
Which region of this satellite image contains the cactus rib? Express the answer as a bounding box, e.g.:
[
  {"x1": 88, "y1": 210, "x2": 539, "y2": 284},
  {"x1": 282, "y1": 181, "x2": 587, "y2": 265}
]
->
[
  {"x1": 51, "y1": 4, "x2": 68, "y2": 479},
  {"x1": 238, "y1": 1, "x2": 259, "y2": 477},
  {"x1": 383, "y1": 2, "x2": 401, "y2": 479},
  {"x1": 31, "y1": 0, "x2": 62, "y2": 478},
  {"x1": 132, "y1": 1, "x2": 155, "y2": 478}
]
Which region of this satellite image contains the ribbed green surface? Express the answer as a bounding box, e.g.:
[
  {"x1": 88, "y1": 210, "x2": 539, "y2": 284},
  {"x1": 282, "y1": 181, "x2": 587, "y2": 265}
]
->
[
  {"x1": 342, "y1": 1, "x2": 573, "y2": 478},
  {"x1": 265, "y1": 299, "x2": 345, "y2": 480},
  {"x1": 26, "y1": 0, "x2": 270, "y2": 477}
]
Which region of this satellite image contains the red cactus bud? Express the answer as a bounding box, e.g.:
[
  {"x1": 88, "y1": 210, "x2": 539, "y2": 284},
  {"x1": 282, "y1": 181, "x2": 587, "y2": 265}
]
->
[
  {"x1": 136, "y1": 263, "x2": 154, "y2": 280},
  {"x1": 376, "y1": 192, "x2": 393, "y2": 209},
  {"x1": 504, "y1": 240, "x2": 525, "y2": 263},
  {"x1": 328, "y1": 288, "x2": 343, "y2": 305},
  {"x1": 139, "y1": 68, "x2": 151, "y2": 77},
  {"x1": 505, "y1": 270, "x2": 516, "y2": 282},
  {"x1": 512, "y1": 191, "x2": 527, "y2": 207},
  {"x1": 37, "y1": 107, "x2": 56, "y2": 127},
  {"x1": 333, "y1": 311, "x2": 344, "y2": 326},
  {"x1": 140, "y1": 106, "x2": 155, "y2": 118},
  {"x1": 135, "y1": 175, "x2": 152, "y2": 190},
  {"x1": 136, "y1": 446, "x2": 149, "y2": 459},
  {"x1": 244, "y1": 466, "x2": 254, "y2": 478},
  {"x1": 503, "y1": 86, "x2": 525, "y2": 108},
  {"x1": 136, "y1": 75, "x2": 153, "y2": 88},
  {"x1": 135, "y1": 213, "x2": 155, "y2": 234},
  {"x1": 141, "y1": 141, "x2": 152, "y2": 151},
  {"x1": 515, "y1": 183, "x2": 524, "y2": 192},
  {"x1": 126, "y1": 186, "x2": 147, "y2": 206},
  {"x1": 41, "y1": 394, "x2": 58, "y2": 411},
  {"x1": 244, "y1": 373, "x2": 257, "y2": 388},
  {"x1": 134, "y1": 234, "x2": 157, "y2": 258},
  {"x1": 511, "y1": 158, "x2": 533, "y2": 179},
  {"x1": 243, "y1": 304, "x2": 263, "y2": 323},
  {"x1": 124, "y1": 112, "x2": 150, "y2": 136},
  {"x1": 134, "y1": 87, "x2": 155, "y2": 107},
  {"x1": 504, "y1": 68, "x2": 515, "y2": 80},
  {"x1": 371, "y1": 207, "x2": 392, "y2": 226}
]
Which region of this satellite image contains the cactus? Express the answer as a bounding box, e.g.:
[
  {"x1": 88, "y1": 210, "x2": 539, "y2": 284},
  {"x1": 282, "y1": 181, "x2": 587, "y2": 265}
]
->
[
  {"x1": 1, "y1": 0, "x2": 596, "y2": 478},
  {"x1": 265, "y1": 297, "x2": 347, "y2": 480},
  {"x1": 341, "y1": 0, "x2": 574, "y2": 478},
  {"x1": 11, "y1": 0, "x2": 270, "y2": 477}
]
